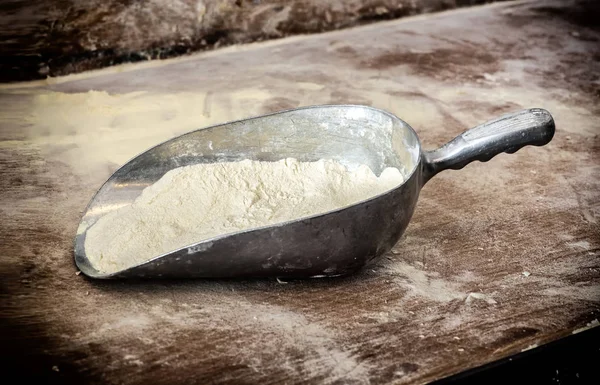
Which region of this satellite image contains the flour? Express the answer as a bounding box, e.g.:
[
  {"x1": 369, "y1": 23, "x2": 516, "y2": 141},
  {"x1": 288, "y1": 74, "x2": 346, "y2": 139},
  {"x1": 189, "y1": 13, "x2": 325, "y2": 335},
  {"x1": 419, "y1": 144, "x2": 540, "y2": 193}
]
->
[{"x1": 85, "y1": 158, "x2": 403, "y2": 273}]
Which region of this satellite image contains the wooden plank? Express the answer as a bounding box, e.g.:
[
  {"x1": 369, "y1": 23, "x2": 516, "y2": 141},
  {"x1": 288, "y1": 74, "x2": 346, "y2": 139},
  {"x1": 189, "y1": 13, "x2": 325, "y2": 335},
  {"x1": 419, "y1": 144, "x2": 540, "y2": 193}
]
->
[
  {"x1": 0, "y1": 1, "x2": 598, "y2": 384},
  {"x1": 0, "y1": 0, "x2": 505, "y2": 81}
]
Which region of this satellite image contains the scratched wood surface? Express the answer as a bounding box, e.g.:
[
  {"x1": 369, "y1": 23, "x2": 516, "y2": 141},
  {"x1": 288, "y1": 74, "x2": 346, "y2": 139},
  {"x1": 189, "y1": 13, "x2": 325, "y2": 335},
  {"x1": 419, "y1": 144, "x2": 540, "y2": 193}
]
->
[
  {"x1": 1, "y1": 1, "x2": 599, "y2": 384},
  {"x1": 0, "y1": 0, "x2": 504, "y2": 81}
]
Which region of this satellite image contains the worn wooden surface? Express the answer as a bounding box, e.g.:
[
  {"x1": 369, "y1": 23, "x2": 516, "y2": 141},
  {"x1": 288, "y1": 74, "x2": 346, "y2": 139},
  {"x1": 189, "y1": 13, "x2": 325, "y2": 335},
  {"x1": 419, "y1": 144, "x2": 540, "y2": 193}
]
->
[
  {"x1": 0, "y1": 0, "x2": 503, "y2": 82},
  {"x1": 1, "y1": 0, "x2": 599, "y2": 384}
]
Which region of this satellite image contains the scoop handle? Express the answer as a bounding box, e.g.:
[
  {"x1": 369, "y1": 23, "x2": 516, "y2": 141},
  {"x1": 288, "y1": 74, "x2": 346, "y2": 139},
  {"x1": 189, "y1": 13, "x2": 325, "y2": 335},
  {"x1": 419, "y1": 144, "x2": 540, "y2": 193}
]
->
[{"x1": 422, "y1": 108, "x2": 555, "y2": 184}]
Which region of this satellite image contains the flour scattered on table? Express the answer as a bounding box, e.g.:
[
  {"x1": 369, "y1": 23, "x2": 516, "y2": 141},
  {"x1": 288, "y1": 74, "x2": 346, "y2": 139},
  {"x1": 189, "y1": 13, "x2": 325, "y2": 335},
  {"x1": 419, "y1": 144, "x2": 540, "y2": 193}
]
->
[
  {"x1": 85, "y1": 158, "x2": 403, "y2": 273},
  {"x1": 465, "y1": 292, "x2": 497, "y2": 305},
  {"x1": 572, "y1": 319, "x2": 599, "y2": 334},
  {"x1": 381, "y1": 261, "x2": 467, "y2": 302}
]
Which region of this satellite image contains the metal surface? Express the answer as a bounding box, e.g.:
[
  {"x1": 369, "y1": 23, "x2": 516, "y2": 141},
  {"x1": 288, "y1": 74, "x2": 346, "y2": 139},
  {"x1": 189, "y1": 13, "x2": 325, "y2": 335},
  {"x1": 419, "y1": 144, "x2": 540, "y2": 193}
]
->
[{"x1": 73, "y1": 106, "x2": 555, "y2": 279}]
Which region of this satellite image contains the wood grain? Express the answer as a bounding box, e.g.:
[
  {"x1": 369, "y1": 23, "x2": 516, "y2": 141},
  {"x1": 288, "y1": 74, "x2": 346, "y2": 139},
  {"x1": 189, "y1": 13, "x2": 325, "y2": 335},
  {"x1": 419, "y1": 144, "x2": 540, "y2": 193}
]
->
[
  {"x1": 1, "y1": 1, "x2": 599, "y2": 384},
  {"x1": 0, "y1": 0, "x2": 505, "y2": 82}
]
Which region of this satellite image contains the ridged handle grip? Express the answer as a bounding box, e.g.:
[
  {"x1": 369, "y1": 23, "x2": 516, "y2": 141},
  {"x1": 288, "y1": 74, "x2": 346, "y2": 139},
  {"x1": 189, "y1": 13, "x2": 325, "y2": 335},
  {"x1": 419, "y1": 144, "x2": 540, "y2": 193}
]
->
[{"x1": 422, "y1": 108, "x2": 555, "y2": 183}]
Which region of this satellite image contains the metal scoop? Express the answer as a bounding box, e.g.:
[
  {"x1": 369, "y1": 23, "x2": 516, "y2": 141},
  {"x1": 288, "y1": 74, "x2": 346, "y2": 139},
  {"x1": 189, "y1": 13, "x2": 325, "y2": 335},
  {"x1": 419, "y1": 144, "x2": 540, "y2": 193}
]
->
[{"x1": 74, "y1": 106, "x2": 554, "y2": 279}]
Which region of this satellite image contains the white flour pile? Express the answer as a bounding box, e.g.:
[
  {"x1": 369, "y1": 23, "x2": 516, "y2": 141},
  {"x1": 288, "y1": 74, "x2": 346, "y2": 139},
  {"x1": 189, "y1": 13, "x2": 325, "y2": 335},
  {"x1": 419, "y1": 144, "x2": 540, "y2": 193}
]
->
[{"x1": 85, "y1": 158, "x2": 404, "y2": 273}]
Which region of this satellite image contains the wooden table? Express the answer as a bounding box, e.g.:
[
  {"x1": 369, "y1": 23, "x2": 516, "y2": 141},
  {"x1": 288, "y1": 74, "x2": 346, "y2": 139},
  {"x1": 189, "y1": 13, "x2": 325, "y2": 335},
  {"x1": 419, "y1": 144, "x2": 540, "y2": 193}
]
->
[{"x1": 1, "y1": 0, "x2": 598, "y2": 383}]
